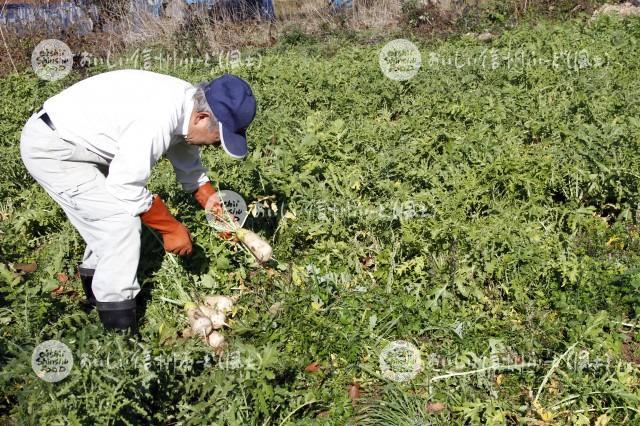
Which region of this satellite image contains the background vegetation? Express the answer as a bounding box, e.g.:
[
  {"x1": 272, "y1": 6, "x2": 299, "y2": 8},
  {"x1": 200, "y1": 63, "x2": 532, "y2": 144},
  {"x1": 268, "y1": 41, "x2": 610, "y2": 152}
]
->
[{"x1": 1, "y1": 2, "x2": 640, "y2": 424}]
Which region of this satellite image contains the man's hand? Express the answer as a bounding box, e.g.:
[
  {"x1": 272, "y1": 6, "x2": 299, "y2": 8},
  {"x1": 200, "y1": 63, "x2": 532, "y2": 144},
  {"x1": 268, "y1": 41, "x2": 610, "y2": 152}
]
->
[
  {"x1": 140, "y1": 195, "x2": 192, "y2": 256},
  {"x1": 161, "y1": 222, "x2": 193, "y2": 255},
  {"x1": 193, "y1": 182, "x2": 236, "y2": 239},
  {"x1": 193, "y1": 182, "x2": 224, "y2": 218}
]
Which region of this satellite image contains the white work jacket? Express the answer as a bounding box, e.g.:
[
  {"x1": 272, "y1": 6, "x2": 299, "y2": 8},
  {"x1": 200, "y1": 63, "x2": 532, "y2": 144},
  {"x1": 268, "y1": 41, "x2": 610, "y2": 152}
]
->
[{"x1": 43, "y1": 69, "x2": 210, "y2": 216}]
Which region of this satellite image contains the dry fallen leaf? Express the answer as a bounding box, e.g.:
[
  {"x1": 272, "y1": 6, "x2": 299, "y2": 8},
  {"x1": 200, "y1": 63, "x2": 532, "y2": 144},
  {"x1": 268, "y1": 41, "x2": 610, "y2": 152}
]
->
[
  {"x1": 477, "y1": 32, "x2": 496, "y2": 42},
  {"x1": 348, "y1": 382, "x2": 360, "y2": 403},
  {"x1": 304, "y1": 362, "x2": 321, "y2": 373},
  {"x1": 268, "y1": 301, "x2": 283, "y2": 315},
  {"x1": 359, "y1": 255, "x2": 375, "y2": 270},
  {"x1": 51, "y1": 285, "x2": 65, "y2": 295},
  {"x1": 11, "y1": 262, "x2": 37, "y2": 273},
  {"x1": 595, "y1": 413, "x2": 609, "y2": 426},
  {"x1": 266, "y1": 268, "x2": 277, "y2": 278},
  {"x1": 426, "y1": 402, "x2": 446, "y2": 413}
]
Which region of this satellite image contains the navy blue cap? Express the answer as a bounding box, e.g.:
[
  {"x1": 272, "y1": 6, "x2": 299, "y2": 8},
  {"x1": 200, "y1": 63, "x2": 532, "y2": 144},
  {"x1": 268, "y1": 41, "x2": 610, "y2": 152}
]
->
[{"x1": 204, "y1": 74, "x2": 257, "y2": 159}]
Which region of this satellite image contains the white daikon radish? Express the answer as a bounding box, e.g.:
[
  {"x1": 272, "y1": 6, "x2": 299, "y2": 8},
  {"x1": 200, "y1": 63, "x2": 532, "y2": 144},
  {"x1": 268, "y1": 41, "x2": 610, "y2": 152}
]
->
[
  {"x1": 198, "y1": 304, "x2": 216, "y2": 318},
  {"x1": 185, "y1": 303, "x2": 213, "y2": 336},
  {"x1": 191, "y1": 317, "x2": 213, "y2": 336},
  {"x1": 206, "y1": 331, "x2": 225, "y2": 349},
  {"x1": 198, "y1": 304, "x2": 228, "y2": 329},
  {"x1": 202, "y1": 295, "x2": 235, "y2": 314},
  {"x1": 236, "y1": 229, "x2": 272, "y2": 263},
  {"x1": 209, "y1": 311, "x2": 227, "y2": 330}
]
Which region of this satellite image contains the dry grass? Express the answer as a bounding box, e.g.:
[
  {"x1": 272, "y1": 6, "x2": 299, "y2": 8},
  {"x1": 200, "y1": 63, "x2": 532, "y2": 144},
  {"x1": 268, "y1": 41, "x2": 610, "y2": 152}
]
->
[
  {"x1": 288, "y1": 0, "x2": 402, "y2": 28},
  {"x1": 274, "y1": 0, "x2": 327, "y2": 20},
  {"x1": 0, "y1": 0, "x2": 405, "y2": 75},
  {"x1": 201, "y1": 0, "x2": 403, "y2": 50},
  {"x1": 0, "y1": 0, "x2": 504, "y2": 75},
  {"x1": 1, "y1": 0, "x2": 604, "y2": 76},
  {"x1": 348, "y1": 0, "x2": 403, "y2": 30},
  {"x1": 115, "y1": 7, "x2": 182, "y2": 46},
  {"x1": 126, "y1": 0, "x2": 403, "y2": 52}
]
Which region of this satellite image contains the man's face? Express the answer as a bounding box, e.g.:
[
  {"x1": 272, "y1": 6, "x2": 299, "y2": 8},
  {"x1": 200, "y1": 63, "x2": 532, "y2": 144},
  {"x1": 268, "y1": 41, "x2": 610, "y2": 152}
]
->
[{"x1": 186, "y1": 111, "x2": 221, "y2": 146}]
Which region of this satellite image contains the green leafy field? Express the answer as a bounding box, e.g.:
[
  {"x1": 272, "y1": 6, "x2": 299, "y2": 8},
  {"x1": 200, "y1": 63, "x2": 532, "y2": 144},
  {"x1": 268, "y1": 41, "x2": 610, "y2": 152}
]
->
[{"x1": 2, "y1": 13, "x2": 640, "y2": 425}]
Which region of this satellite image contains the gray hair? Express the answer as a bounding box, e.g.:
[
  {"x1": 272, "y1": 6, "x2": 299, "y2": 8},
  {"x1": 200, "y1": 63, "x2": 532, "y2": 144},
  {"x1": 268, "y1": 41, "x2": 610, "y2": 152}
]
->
[{"x1": 193, "y1": 82, "x2": 219, "y2": 132}]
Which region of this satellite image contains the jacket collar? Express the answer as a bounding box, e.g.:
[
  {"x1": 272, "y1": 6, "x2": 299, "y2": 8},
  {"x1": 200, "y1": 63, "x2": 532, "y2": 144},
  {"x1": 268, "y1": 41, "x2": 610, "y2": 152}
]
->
[{"x1": 178, "y1": 86, "x2": 196, "y2": 137}]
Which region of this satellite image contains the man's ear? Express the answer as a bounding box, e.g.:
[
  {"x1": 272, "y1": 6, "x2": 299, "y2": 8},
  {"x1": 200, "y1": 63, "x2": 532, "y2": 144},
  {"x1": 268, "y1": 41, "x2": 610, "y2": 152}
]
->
[{"x1": 194, "y1": 111, "x2": 211, "y2": 126}]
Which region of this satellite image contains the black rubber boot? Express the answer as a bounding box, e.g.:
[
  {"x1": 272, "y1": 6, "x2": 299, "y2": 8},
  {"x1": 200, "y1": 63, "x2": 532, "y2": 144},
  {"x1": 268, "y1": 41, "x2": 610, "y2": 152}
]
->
[
  {"x1": 96, "y1": 299, "x2": 138, "y2": 335},
  {"x1": 78, "y1": 266, "x2": 96, "y2": 307}
]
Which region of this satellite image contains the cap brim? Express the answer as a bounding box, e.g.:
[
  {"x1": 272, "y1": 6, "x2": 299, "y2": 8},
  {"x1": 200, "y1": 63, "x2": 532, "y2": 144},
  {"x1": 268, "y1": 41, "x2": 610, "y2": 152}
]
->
[{"x1": 219, "y1": 121, "x2": 248, "y2": 160}]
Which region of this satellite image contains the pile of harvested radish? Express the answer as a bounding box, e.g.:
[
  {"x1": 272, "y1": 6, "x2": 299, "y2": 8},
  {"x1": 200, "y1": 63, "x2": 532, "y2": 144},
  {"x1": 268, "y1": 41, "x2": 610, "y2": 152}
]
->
[{"x1": 183, "y1": 295, "x2": 236, "y2": 351}]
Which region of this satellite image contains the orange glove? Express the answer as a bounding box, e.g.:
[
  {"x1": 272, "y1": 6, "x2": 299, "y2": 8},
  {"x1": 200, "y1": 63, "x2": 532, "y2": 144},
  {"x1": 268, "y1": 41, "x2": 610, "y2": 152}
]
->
[
  {"x1": 193, "y1": 182, "x2": 234, "y2": 239},
  {"x1": 193, "y1": 182, "x2": 224, "y2": 216},
  {"x1": 140, "y1": 195, "x2": 192, "y2": 256}
]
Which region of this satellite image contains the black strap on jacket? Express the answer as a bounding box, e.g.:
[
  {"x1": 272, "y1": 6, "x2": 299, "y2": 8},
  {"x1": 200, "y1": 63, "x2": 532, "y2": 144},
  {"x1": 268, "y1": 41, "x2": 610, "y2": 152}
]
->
[{"x1": 37, "y1": 107, "x2": 56, "y2": 131}]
